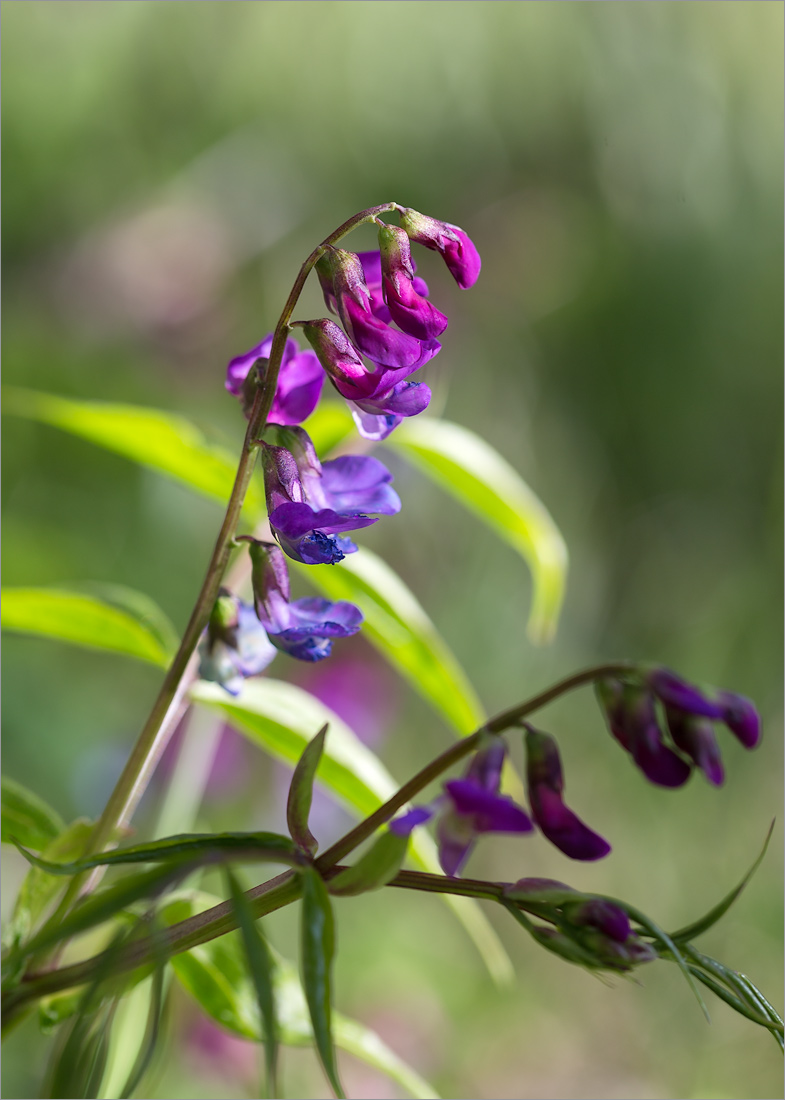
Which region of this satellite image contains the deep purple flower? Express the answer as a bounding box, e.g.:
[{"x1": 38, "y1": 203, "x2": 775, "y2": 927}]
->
[
  {"x1": 390, "y1": 741, "x2": 533, "y2": 877},
  {"x1": 567, "y1": 899, "x2": 631, "y2": 943},
  {"x1": 664, "y1": 708, "x2": 725, "y2": 786},
  {"x1": 248, "y1": 540, "x2": 362, "y2": 661},
  {"x1": 595, "y1": 679, "x2": 692, "y2": 788},
  {"x1": 261, "y1": 426, "x2": 400, "y2": 565},
  {"x1": 198, "y1": 591, "x2": 276, "y2": 696},
  {"x1": 647, "y1": 668, "x2": 725, "y2": 720},
  {"x1": 399, "y1": 208, "x2": 482, "y2": 289},
  {"x1": 225, "y1": 333, "x2": 324, "y2": 424},
  {"x1": 524, "y1": 725, "x2": 611, "y2": 861},
  {"x1": 717, "y1": 691, "x2": 761, "y2": 748},
  {"x1": 378, "y1": 224, "x2": 449, "y2": 342}
]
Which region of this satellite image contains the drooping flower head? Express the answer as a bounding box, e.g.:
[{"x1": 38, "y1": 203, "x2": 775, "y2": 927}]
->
[
  {"x1": 377, "y1": 224, "x2": 449, "y2": 342},
  {"x1": 261, "y1": 426, "x2": 400, "y2": 565},
  {"x1": 225, "y1": 333, "x2": 324, "y2": 424},
  {"x1": 398, "y1": 207, "x2": 482, "y2": 289},
  {"x1": 523, "y1": 724, "x2": 611, "y2": 861},
  {"x1": 247, "y1": 539, "x2": 363, "y2": 661},
  {"x1": 198, "y1": 590, "x2": 276, "y2": 696}
]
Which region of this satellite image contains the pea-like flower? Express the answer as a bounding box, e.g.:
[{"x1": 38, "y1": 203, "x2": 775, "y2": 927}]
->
[
  {"x1": 225, "y1": 333, "x2": 324, "y2": 424},
  {"x1": 198, "y1": 590, "x2": 276, "y2": 696},
  {"x1": 398, "y1": 207, "x2": 482, "y2": 289},
  {"x1": 390, "y1": 741, "x2": 533, "y2": 877},
  {"x1": 523, "y1": 724, "x2": 611, "y2": 861},
  {"x1": 261, "y1": 426, "x2": 400, "y2": 565},
  {"x1": 248, "y1": 540, "x2": 362, "y2": 661},
  {"x1": 377, "y1": 224, "x2": 449, "y2": 342},
  {"x1": 595, "y1": 679, "x2": 692, "y2": 788}
]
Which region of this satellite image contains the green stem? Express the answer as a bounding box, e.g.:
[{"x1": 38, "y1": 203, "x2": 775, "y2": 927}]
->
[{"x1": 43, "y1": 203, "x2": 400, "y2": 925}]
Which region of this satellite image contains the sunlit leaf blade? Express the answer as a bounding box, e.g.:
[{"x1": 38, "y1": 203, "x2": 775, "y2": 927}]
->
[
  {"x1": 300, "y1": 866, "x2": 344, "y2": 1098},
  {"x1": 189, "y1": 679, "x2": 513, "y2": 987},
  {"x1": 670, "y1": 821, "x2": 774, "y2": 943},
  {"x1": 161, "y1": 891, "x2": 439, "y2": 1098},
  {"x1": 287, "y1": 724, "x2": 328, "y2": 855},
  {"x1": 2, "y1": 386, "x2": 264, "y2": 515},
  {"x1": 76, "y1": 582, "x2": 180, "y2": 659},
  {"x1": 296, "y1": 547, "x2": 485, "y2": 735},
  {"x1": 387, "y1": 417, "x2": 568, "y2": 643},
  {"x1": 118, "y1": 940, "x2": 165, "y2": 1100},
  {"x1": 15, "y1": 829, "x2": 299, "y2": 875},
  {"x1": 1, "y1": 587, "x2": 174, "y2": 668},
  {"x1": 302, "y1": 401, "x2": 355, "y2": 456},
  {"x1": 226, "y1": 871, "x2": 280, "y2": 1099},
  {"x1": 1, "y1": 777, "x2": 64, "y2": 851}
]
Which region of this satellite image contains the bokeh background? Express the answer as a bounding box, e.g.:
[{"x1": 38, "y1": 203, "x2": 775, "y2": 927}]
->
[{"x1": 2, "y1": 3, "x2": 782, "y2": 1098}]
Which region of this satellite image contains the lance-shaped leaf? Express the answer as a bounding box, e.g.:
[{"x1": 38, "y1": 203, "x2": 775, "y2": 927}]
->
[
  {"x1": 386, "y1": 416, "x2": 568, "y2": 643},
  {"x1": 1, "y1": 777, "x2": 64, "y2": 851},
  {"x1": 670, "y1": 822, "x2": 774, "y2": 943},
  {"x1": 226, "y1": 870, "x2": 280, "y2": 1099},
  {"x1": 1, "y1": 587, "x2": 175, "y2": 668},
  {"x1": 190, "y1": 678, "x2": 513, "y2": 985},
  {"x1": 14, "y1": 829, "x2": 300, "y2": 875},
  {"x1": 160, "y1": 891, "x2": 439, "y2": 1099},
  {"x1": 294, "y1": 546, "x2": 485, "y2": 736},
  {"x1": 300, "y1": 866, "x2": 344, "y2": 1099},
  {"x1": 3, "y1": 386, "x2": 264, "y2": 515},
  {"x1": 287, "y1": 724, "x2": 328, "y2": 855},
  {"x1": 328, "y1": 829, "x2": 410, "y2": 897}
]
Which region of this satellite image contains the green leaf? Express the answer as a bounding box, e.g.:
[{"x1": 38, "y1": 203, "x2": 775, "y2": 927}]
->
[
  {"x1": 1, "y1": 777, "x2": 64, "y2": 851},
  {"x1": 386, "y1": 417, "x2": 568, "y2": 643},
  {"x1": 190, "y1": 678, "x2": 513, "y2": 987},
  {"x1": 287, "y1": 724, "x2": 328, "y2": 856},
  {"x1": 1, "y1": 587, "x2": 175, "y2": 668},
  {"x1": 328, "y1": 830, "x2": 410, "y2": 897},
  {"x1": 226, "y1": 871, "x2": 280, "y2": 1099},
  {"x1": 295, "y1": 546, "x2": 485, "y2": 735},
  {"x1": 300, "y1": 866, "x2": 344, "y2": 1098},
  {"x1": 670, "y1": 822, "x2": 774, "y2": 943},
  {"x1": 161, "y1": 891, "x2": 439, "y2": 1098},
  {"x1": 15, "y1": 829, "x2": 299, "y2": 876},
  {"x1": 3, "y1": 386, "x2": 264, "y2": 515}
]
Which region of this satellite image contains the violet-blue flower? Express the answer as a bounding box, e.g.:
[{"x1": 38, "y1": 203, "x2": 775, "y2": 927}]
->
[
  {"x1": 225, "y1": 333, "x2": 324, "y2": 424},
  {"x1": 248, "y1": 539, "x2": 362, "y2": 661},
  {"x1": 198, "y1": 591, "x2": 276, "y2": 696},
  {"x1": 261, "y1": 426, "x2": 400, "y2": 565},
  {"x1": 523, "y1": 724, "x2": 611, "y2": 861}
]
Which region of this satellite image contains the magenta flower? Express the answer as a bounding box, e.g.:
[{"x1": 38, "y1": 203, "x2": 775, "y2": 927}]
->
[
  {"x1": 378, "y1": 224, "x2": 449, "y2": 342},
  {"x1": 197, "y1": 591, "x2": 276, "y2": 696},
  {"x1": 248, "y1": 540, "x2": 362, "y2": 661},
  {"x1": 261, "y1": 427, "x2": 400, "y2": 564},
  {"x1": 225, "y1": 333, "x2": 324, "y2": 424},
  {"x1": 399, "y1": 208, "x2": 482, "y2": 289},
  {"x1": 523, "y1": 725, "x2": 611, "y2": 861},
  {"x1": 390, "y1": 741, "x2": 533, "y2": 877}
]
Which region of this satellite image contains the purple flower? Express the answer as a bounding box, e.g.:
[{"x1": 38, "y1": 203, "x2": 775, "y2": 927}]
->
[
  {"x1": 524, "y1": 725, "x2": 611, "y2": 860},
  {"x1": 566, "y1": 899, "x2": 630, "y2": 943},
  {"x1": 646, "y1": 668, "x2": 725, "y2": 719},
  {"x1": 595, "y1": 678, "x2": 692, "y2": 788},
  {"x1": 390, "y1": 741, "x2": 533, "y2": 877},
  {"x1": 248, "y1": 540, "x2": 362, "y2": 661},
  {"x1": 225, "y1": 333, "x2": 324, "y2": 424},
  {"x1": 261, "y1": 426, "x2": 400, "y2": 565},
  {"x1": 717, "y1": 691, "x2": 761, "y2": 748},
  {"x1": 198, "y1": 591, "x2": 276, "y2": 696},
  {"x1": 378, "y1": 224, "x2": 449, "y2": 342},
  {"x1": 399, "y1": 208, "x2": 482, "y2": 289},
  {"x1": 663, "y1": 709, "x2": 725, "y2": 786}
]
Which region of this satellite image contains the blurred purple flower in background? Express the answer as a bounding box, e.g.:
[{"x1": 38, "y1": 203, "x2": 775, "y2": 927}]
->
[
  {"x1": 197, "y1": 591, "x2": 276, "y2": 695},
  {"x1": 225, "y1": 332, "x2": 324, "y2": 423}
]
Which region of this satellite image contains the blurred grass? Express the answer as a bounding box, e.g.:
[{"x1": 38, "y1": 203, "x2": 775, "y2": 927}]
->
[{"x1": 2, "y1": 2, "x2": 782, "y2": 1098}]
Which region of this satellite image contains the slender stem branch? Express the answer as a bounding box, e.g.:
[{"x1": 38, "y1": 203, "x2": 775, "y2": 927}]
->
[{"x1": 315, "y1": 661, "x2": 633, "y2": 871}]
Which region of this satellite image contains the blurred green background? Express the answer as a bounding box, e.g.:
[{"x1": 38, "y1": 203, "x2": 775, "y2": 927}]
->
[{"x1": 2, "y1": 2, "x2": 782, "y2": 1098}]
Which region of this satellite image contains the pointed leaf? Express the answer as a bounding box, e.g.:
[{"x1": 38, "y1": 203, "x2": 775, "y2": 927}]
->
[
  {"x1": 387, "y1": 417, "x2": 568, "y2": 643},
  {"x1": 1, "y1": 777, "x2": 64, "y2": 851},
  {"x1": 2, "y1": 587, "x2": 175, "y2": 667},
  {"x1": 670, "y1": 822, "x2": 774, "y2": 943},
  {"x1": 3, "y1": 386, "x2": 264, "y2": 515},
  {"x1": 328, "y1": 830, "x2": 409, "y2": 897},
  {"x1": 300, "y1": 866, "x2": 344, "y2": 1098},
  {"x1": 295, "y1": 546, "x2": 485, "y2": 735},
  {"x1": 189, "y1": 678, "x2": 513, "y2": 985},
  {"x1": 287, "y1": 724, "x2": 328, "y2": 855},
  {"x1": 226, "y1": 871, "x2": 280, "y2": 1099}
]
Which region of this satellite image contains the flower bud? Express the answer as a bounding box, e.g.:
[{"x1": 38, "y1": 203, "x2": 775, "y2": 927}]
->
[
  {"x1": 564, "y1": 899, "x2": 630, "y2": 943},
  {"x1": 378, "y1": 224, "x2": 448, "y2": 341},
  {"x1": 399, "y1": 208, "x2": 481, "y2": 289},
  {"x1": 717, "y1": 692, "x2": 761, "y2": 748},
  {"x1": 595, "y1": 679, "x2": 692, "y2": 788},
  {"x1": 664, "y1": 708, "x2": 724, "y2": 786}
]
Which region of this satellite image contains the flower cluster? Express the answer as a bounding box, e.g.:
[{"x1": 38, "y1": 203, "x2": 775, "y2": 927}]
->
[
  {"x1": 595, "y1": 667, "x2": 760, "y2": 788},
  {"x1": 201, "y1": 207, "x2": 481, "y2": 694}
]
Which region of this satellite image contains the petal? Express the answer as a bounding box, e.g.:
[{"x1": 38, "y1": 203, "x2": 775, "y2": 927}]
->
[
  {"x1": 444, "y1": 780, "x2": 534, "y2": 834},
  {"x1": 631, "y1": 723, "x2": 692, "y2": 787},
  {"x1": 464, "y1": 741, "x2": 506, "y2": 793},
  {"x1": 350, "y1": 407, "x2": 403, "y2": 441},
  {"x1": 340, "y1": 296, "x2": 430, "y2": 370},
  {"x1": 529, "y1": 786, "x2": 611, "y2": 861},
  {"x1": 320, "y1": 455, "x2": 402, "y2": 516},
  {"x1": 268, "y1": 350, "x2": 325, "y2": 426},
  {"x1": 356, "y1": 381, "x2": 432, "y2": 418},
  {"x1": 648, "y1": 668, "x2": 724, "y2": 719},
  {"x1": 665, "y1": 708, "x2": 725, "y2": 786},
  {"x1": 570, "y1": 899, "x2": 630, "y2": 943},
  {"x1": 269, "y1": 502, "x2": 378, "y2": 540},
  {"x1": 285, "y1": 597, "x2": 364, "y2": 636},
  {"x1": 717, "y1": 692, "x2": 761, "y2": 748},
  {"x1": 389, "y1": 805, "x2": 435, "y2": 837},
  {"x1": 383, "y1": 273, "x2": 449, "y2": 341},
  {"x1": 225, "y1": 333, "x2": 298, "y2": 396}
]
